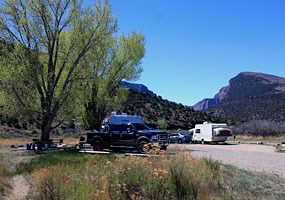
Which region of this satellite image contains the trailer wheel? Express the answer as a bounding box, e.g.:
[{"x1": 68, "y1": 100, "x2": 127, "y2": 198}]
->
[
  {"x1": 93, "y1": 140, "x2": 103, "y2": 151},
  {"x1": 201, "y1": 139, "x2": 205, "y2": 145}
]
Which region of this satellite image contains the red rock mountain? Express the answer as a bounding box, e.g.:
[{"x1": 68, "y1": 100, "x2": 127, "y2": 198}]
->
[{"x1": 193, "y1": 72, "x2": 285, "y2": 121}]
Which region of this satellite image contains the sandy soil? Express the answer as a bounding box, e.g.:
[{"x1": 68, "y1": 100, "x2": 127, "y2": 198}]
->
[
  {"x1": 182, "y1": 143, "x2": 285, "y2": 177},
  {"x1": 4, "y1": 175, "x2": 30, "y2": 200}
]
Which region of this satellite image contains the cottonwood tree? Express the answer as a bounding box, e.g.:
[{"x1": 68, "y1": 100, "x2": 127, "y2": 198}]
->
[
  {"x1": 78, "y1": 32, "x2": 145, "y2": 130},
  {"x1": 0, "y1": 0, "x2": 117, "y2": 142}
]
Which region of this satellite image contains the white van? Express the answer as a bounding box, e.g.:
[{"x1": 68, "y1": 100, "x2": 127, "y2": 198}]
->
[{"x1": 190, "y1": 122, "x2": 232, "y2": 144}]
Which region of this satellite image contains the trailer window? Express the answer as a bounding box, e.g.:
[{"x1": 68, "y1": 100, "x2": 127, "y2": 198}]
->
[{"x1": 195, "y1": 129, "x2": 201, "y2": 133}]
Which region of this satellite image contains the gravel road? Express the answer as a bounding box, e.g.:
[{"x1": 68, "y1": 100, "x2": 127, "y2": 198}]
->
[{"x1": 181, "y1": 143, "x2": 285, "y2": 177}]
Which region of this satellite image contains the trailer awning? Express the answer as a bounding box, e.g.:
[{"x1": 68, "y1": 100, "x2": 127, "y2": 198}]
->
[{"x1": 213, "y1": 128, "x2": 232, "y2": 136}]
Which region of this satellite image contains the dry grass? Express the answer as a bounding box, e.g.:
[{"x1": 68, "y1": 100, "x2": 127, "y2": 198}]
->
[
  {"x1": 234, "y1": 135, "x2": 285, "y2": 143},
  {"x1": 223, "y1": 164, "x2": 285, "y2": 200},
  {"x1": 14, "y1": 151, "x2": 222, "y2": 200},
  {"x1": 0, "y1": 138, "x2": 34, "y2": 146},
  {"x1": 0, "y1": 137, "x2": 79, "y2": 146},
  {"x1": 0, "y1": 165, "x2": 11, "y2": 195}
]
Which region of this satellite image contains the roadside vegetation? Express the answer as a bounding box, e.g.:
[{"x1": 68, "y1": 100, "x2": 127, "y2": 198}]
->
[
  {"x1": 275, "y1": 145, "x2": 285, "y2": 153},
  {"x1": 1, "y1": 147, "x2": 285, "y2": 200},
  {"x1": 232, "y1": 120, "x2": 285, "y2": 137},
  {"x1": 15, "y1": 151, "x2": 222, "y2": 200},
  {"x1": 223, "y1": 165, "x2": 285, "y2": 200},
  {"x1": 0, "y1": 160, "x2": 10, "y2": 195},
  {"x1": 229, "y1": 135, "x2": 285, "y2": 143}
]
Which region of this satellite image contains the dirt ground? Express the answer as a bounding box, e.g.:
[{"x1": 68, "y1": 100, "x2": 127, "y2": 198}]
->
[
  {"x1": 181, "y1": 143, "x2": 285, "y2": 177},
  {"x1": 4, "y1": 175, "x2": 30, "y2": 200}
]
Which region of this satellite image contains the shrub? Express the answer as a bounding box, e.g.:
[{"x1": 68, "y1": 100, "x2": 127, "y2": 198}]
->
[
  {"x1": 0, "y1": 165, "x2": 10, "y2": 195},
  {"x1": 157, "y1": 119, "x2": 168, "y2": 129},
  {"x1": 19, "y1": 151, "x2": 222, "y2": 199},
  {"x1": 38, "y1": 176, "x2": 63, "y2": 200},
  {"x1": 169, "y1": 155, "x2": 221, "y2": 200},
  {"x1": 233, "y1": 120, "x2": 285, "y2": 136}
]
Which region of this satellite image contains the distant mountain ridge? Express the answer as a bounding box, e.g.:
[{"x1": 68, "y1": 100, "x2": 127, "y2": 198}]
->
[
  {"x1": 193, "y1": 72, "x2": 285, "y2": 121},
  {"x1": 120, "y1": 90, "x2": 222, "y2": 130},
  {"x1": 120, "y1": 81, "x2": 155, "y2": 97}
]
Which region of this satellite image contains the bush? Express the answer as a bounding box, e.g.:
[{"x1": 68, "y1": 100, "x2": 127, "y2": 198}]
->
[
  {"x1": 169, "y1": 155, "x2": 221, "y2": 200},
  {"x1": 0, "y1": 165, "x2": 11, "y2": 195},
  {"x1": 22, "y1": 151, "x2": 222, "y2": 200},
  {"x1": 232, "y1": 120, "x2": 285, "y2": 136},
  {"x1": 157, "y1": 119, "x2": 168, "y2": 129}
]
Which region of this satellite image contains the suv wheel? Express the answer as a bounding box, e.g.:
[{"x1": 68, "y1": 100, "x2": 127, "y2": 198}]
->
[
  {"x1": 138, "y1": 141, "x2": 148, "y2": 154},
  {"x1": 178, "y1": 139, "x2": 182, "y2": 144},
  {"x1": 93, "y1": 140, "x2": 103, "y2": 151}
]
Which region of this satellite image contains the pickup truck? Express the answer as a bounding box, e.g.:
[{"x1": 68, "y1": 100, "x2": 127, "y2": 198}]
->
[{"x1": 84, "y1": 113, "x2": 169, "y2": 153}]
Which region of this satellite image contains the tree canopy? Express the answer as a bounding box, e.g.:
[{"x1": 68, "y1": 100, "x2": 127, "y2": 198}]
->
[{"x1": 0, "y1": 0, "x2": 145, "y2": 141}]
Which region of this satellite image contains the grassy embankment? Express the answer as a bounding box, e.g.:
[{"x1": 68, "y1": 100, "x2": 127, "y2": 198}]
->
[
  {"x1": 0, "y1": 146, "x2": 284, "y2": 199},
  {"x1": 232, "y1": 135, "x2": 285, "y2": 143},
  {"x1": 0, "y1": 157, "x2": 10, "y2": 195},
  {"x1": 14, "y1": 151, "x2": 222, "y2": 200},
  {"x1": 1, "y1": 138, "x2": 285, "y2": 199}
]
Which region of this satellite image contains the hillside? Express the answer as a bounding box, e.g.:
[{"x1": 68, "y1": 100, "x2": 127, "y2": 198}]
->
[
  {"x1": 194, "y1": 72, "x2": 285, "y2": 122},
  {"x1": 0, "y1": 84, "x2": 224, "y2": 137},
  {"x1": 120, "y1": 81, "x2": 155, "y2": 97},
  {"x1": 120, "y1": 90, "x2": 222, "y2": 130}
]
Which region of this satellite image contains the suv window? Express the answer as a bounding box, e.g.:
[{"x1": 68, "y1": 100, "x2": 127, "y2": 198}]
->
[
  {"x1": 195, "y1": 129, "x2": 201, "y2": 134},
  {"x1": 110, "y1": 124, "x2": 134, "y2": 132},
  {"x1": 132, "y1": 123, "x2": 151, "y2": 131}
]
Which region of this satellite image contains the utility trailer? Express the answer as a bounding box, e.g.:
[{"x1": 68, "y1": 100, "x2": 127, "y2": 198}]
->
[{"x1": 190, "y1": 122, "x2": 232, "y2": 144}]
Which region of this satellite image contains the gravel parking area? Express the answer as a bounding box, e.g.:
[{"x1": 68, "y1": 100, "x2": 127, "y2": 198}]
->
[{"x1": 181, "y1": 143, "x2": 285, "y2": 177}]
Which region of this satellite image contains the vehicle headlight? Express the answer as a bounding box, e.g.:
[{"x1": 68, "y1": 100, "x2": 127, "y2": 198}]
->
[{"x1": 151, "y1": 135, "x2": 158, "y2": 140}]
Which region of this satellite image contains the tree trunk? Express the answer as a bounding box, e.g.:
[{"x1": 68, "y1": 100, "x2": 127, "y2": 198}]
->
[
  {"x1": 41, "y1": 115, "x2": 53, "y2": 143},
  {"x1": 84, "y1": 82, "x2": 107, "y2": 131},
  {"x1": 85, "y1": 101, "x2": 106, "y2": 131},
  {"x1": 85, "y1": 105, "x2": 100, "y2": 131}
]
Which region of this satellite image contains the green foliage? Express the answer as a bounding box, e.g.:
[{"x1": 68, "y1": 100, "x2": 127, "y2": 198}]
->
[
  {"x1": 77, "y1": 32, "x2": 145, "y2": 130},
  {"x1": 223, "y1": 164, "x2": 285, "y2": 199},
  {"x1": 232, "y1": 120, "x2": 285, "y2": 136},
  {"x1": 0, "y1": 164, "x2": 10, "y2": 195},
  {"x1": 0, "y1": 0, "x2": 144, "y2": 140},
  {"x1": 157, "y1": 119, "x2": 168, "y2": 129},
  {"x1": 15, "y1": 150, "x2": 89, "y2": 174},
  {"x1": 10, "y1": 150, "x2": 285, "y2": 199}
]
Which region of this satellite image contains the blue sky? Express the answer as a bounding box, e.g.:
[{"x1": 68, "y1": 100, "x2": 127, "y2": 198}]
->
[{"x1": 103, "y1": 0, "x2": 285, "y2": 105}]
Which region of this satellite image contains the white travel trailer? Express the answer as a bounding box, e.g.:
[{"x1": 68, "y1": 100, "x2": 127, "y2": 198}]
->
[{"x1": 190, "y1": 122, "x2": 232, "y2": 144}]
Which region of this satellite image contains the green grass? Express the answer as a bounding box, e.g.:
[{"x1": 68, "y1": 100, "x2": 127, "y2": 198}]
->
[
  {"x1": 14, "y1": 151, "x2": 223, "y2": 200},
  {"x1": 9, "y1": 150, "x2": 285, "y2": 200},
  {"x1": 15, "y1": 150, "x2": 94, "y2": 174},
  {"x1": 223, "y1": 165, "x2": 285, "y2": 200},
  {"x1": 0, "y1": 164, "x2": 10, "y2": 195}
]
